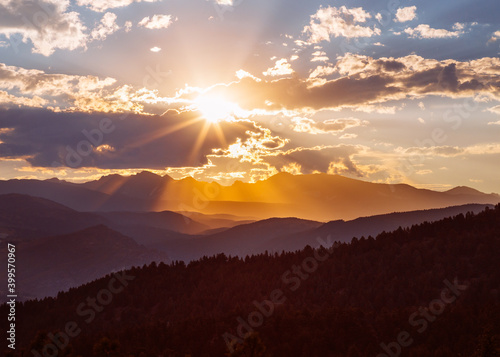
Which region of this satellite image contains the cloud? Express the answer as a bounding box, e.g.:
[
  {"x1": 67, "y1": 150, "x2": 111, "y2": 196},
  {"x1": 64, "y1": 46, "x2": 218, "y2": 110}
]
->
[
  {"x1": 404, "y1": 24, "x2": 463, "y2": 39},
  {"x1": 394, "y1": 6, "x2": 417, "y2": 22},
  {"x1": 486, "y1": 106, "x2": 500, "y2": 125},
  {"x1": 212, "y1": 125, "x2": 288, "y2": 163},
  {"x1": 193, "y1": 128, "x2": 370, "y2": 181},
  {"x1": 0, "y1": 109, "x2": 269, "y2": 169},
  {"x1": 138, "y1": 14, "x2": 174, "y2": 30},
  {"x1": 486, "y1": 105, "x2": 500, "y2": 114},
  {"x1": 124, "y1": 21, "x2": 133, "y2": 32},
  {"x1": 0, "y1": 1, "x2": 132, "y2": 55},
  {"x1": 398, "y1": 143, "x2": 500, "y2": 157},
  {"x1": 309, "y1": 65, "x2": 336, "y2": 80},
  {"x1": 354, "y1": 104, "x2": 400, "y2": 114},
  {"x1": 311, "y1": 51, "x2": 329, "y2": 63},
  {"x1": 340, "y1": 133, "x2": 357, "y2": 139},
  {"x1": 399, "y1": 146, "x2": 465, "y2": 157},
  {"x1": 5, "y1": 52, "x2": 500, "y2": 120},
  {"x1": 0, "y1": 90, "x2": 47, "y2": 108},
  {"x1": 465, "y1": 143, "x2": 500, "y2": 155},
  {"x1": 202, "y1": 73, "x2": 397, "y2": 112},
  {"x1": 263, "y1": 145, "x2": 365, "y2": 177},
  {"x1": 76, "y1": 0, "x2": 160, "y2": 12},
  {"x1": 263, "y1": 58, "x2": 294, "y2": 77},
  {"x1": 150, "y1": 46, "x2": 161, "y2": 52},
  {"x1": 469, "y1": 179, "x2": 483, "y2": 183},
  {"x1": 0, "y1": 62, "x2": 145, "y2": 113},
  {"x1": 487, "y1": 31, "x2": 500, "y2": 44},
  {"x1": 291, "y1": 117, "x2": 366, "y2": 134},
  {"x1": 304, "y1": 6, "x2": 380, "y2": 43},
  {"x1": 415, "y1": 169, "x2": 432, "y2": 175},
  {"x1": 198, "y1": 54, "x2": 500, "y2": 112},
  {"x1": 91, "y1": 12, "x2": 120, "y2": 41},
  {"x1": 236, "y1": 70, "x2": 261, "y2": 82},
  {"x1": 0, "y1": 0, "x2": 88, "y2": 56},
  {"x1": 489, "y1": 30, "x2": 500, "y2": 43}
]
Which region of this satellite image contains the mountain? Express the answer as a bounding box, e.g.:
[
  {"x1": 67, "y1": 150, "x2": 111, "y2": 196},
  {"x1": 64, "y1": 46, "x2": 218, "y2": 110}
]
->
[
  {"x1": 96, "y1": 210, "x2": 209, "y2": 235},
  {"x1": 0, "y1": 172, "x2": 497, "y2": 221},
  {"x1": 175, "y1": 211, "x2": 256, "y2": 231},
  {"x1": 158, "y1": 203, "x2": 494, "y2": 261},
  {"x1": 161, "y1": 217, "x2": 323, "y2": 260},
  {"x1": 0, "y1": 225, "x2": 167, "y2": 301},
  {"x1": 0, "y1": 178, "x2": 148, "y2": 212},
  {"x1": 8, "y1": 205, "x2": 500, "y2": 357},
  {"x1": 81, "y1": 171, "x2": 173, "y2": 199},
  {"x1": 267, "y1": 203, "x2": 495, "y2": 252},
  {"x1": 0, "y1": 194, "x2": 212, "y2": 243},
  {"x1": 95, "y1": 211, "x2": 209, "y2": 247},
  {"x1": 0, "y1": 193, "x2": 495, "y2": 264},
  {"x1": 0, "y1": 194, "x2": 106, "y2": 240}
]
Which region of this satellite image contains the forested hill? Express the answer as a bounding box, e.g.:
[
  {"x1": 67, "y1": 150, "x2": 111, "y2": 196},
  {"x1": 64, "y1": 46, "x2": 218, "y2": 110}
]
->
[{"x1": 5, "y1": 205, "x2": 500, "y2": 357}]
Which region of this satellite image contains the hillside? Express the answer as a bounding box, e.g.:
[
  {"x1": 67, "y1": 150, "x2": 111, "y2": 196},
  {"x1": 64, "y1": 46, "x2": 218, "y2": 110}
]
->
[
  {"x1": 7, "y1": 205, "x2": 500, "y2": 356},
  {"x1": 0, "y1": 194, "x2": 106, "y2": 240},
  {"x1": 161, "y1": 217, "x2": 323, "y2": 260},
  {"x1": 0, "y1": 225, "x2": 168, "y2": 300},
  {"x1": 153, "y1": 203, "x2": 493, "y2": 261}
]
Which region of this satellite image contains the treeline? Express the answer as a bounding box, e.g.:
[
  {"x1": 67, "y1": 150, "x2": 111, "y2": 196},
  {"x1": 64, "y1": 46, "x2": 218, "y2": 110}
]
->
[{"x1": 3, "y1": 205, "x2": 500, "y2": 356}]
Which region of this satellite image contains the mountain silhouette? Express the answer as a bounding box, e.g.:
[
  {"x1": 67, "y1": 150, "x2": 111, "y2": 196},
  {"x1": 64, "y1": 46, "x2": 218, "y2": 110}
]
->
[
  {"x1": 8, "y1": 205, "x2": 499, "y2": 356},
  {"x1": 0, "y1": 225, "x2": 167, "y2": 300},
  {"x1": 0, "y1": 172, "x2": 497, "y2": 221}
]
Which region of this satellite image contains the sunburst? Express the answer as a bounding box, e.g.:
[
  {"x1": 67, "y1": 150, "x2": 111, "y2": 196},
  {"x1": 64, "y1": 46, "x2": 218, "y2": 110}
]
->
[{"x1": 194, "y1": 94, "x2": 238, "y2": 123}]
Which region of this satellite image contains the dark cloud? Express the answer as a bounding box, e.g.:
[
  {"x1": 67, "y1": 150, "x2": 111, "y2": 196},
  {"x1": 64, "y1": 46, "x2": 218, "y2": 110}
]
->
[
  {"x1": 402, "y1": 63, "x2": 461, "y2": 93},
  {"x1": 0, "y1": 108, "x2": 258, "y2": 169},
  {"x1": 208, "y1": 75, "x2": 399, "y2": 111},
  {"x1": 379, "y1": 60, "x2": 406, "y2": 72},
  {"x1": 400, "y1": 67, "x2": 441, "y2": 89},
  {"x1": 438, "y1": 63, "x2": 459, "y2": 91}
]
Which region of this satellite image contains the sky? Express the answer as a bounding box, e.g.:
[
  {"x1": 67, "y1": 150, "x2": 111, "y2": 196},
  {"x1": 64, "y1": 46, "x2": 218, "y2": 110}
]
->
[{"x1": 0, "y1": 0, "x2": 499, "y2": 193}]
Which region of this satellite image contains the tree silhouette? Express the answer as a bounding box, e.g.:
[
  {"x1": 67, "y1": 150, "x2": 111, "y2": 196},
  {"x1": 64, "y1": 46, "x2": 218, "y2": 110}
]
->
[
  {"x1": 229, "y1": 333, "x2": 267, "y2": 357},
  {"x1": 473, "y1": 329, "x2": 500, "y2": 357},
  {"x1": 93, "y1": 337, "x2": 120, "y2": 357},
  {"x1": 7, "y1": 204, "x2": 500, "y2": 357}
]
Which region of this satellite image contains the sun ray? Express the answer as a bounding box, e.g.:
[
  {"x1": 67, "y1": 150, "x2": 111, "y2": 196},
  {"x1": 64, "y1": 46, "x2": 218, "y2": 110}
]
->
[
  {"x1": 128, "y1": 117, "x2": 201, "y2": 149},
  {"x1": 187, "y1": 121, "x2": 211, "y2": 165},
  {"x1": 212, "y1": 121, "x2": 227, "y2": 148}
]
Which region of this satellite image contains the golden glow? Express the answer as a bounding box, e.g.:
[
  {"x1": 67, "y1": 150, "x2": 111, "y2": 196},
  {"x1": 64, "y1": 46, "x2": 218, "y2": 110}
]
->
[{"x1": 194, "y1": 95, "x2": 238, "y2": 123}]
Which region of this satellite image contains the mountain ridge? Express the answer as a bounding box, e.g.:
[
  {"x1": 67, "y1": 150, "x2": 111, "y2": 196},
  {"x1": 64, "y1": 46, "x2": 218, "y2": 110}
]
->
[
  {"x1": 0, "y1": 224, "x2": 168, "y2": 300},
  {"x1": 8, "y1": 204, "x2": 499, "y2": 356},
  {"x1": 0, "y1": 172, "x2": 498, "y2": 221}
]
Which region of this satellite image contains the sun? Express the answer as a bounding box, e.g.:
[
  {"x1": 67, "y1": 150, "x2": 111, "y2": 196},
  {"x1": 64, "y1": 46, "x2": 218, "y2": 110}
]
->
[{"x1": 194, "y1": 95, "x2": 237, "y2": 123}]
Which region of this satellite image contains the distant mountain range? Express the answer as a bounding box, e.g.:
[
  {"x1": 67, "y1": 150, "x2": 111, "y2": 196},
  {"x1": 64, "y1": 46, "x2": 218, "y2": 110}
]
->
[
  {"x1": 0, "y1": 172, "x2": 497, "y2": 300},
  {"x1": 0, "y1": 172, "x2": 498, "y2": 221},
  {"x1": 0, "y1": 192, "x2": 494, "y2": 299},
  {"x1": 158, "y1": 203, "x2": 494, "y2": 261}
]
